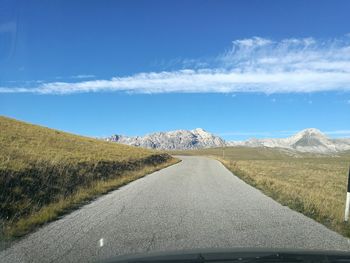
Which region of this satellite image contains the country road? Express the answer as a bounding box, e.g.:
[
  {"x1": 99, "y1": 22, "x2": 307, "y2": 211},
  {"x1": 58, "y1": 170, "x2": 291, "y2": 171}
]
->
[{"x1": 1, "y1": 156, "x2": 350, "y2": 262}]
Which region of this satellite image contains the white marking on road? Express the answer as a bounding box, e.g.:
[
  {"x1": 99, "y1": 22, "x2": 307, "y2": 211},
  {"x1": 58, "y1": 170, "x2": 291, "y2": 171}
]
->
[{"x1": 99, "y1": 238, "x2": 104, "y2": 247}]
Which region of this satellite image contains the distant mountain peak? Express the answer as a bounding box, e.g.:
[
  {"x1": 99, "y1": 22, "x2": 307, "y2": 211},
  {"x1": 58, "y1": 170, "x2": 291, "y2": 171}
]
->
[
  {"x1": 295, "y1": 128, "x2": 325, "y2": 137},
  {"x1": 192, "y1": 127, "x2": 206, "y2": 133},
  {"x1": 233, "y1": 128, "x2": 350, "y2": 153},
  {"x1": 191, "y1": 128, "x2": 214, "y2": 138},
  {"x1": 107, "y1": 128, "x2": 224, "y2": 150}
]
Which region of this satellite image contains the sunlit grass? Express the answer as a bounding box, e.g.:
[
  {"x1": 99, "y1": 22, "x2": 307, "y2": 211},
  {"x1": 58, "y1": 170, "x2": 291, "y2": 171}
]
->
[{"x1": 0, "y1": 115, "x2": 177, "y2": 238}]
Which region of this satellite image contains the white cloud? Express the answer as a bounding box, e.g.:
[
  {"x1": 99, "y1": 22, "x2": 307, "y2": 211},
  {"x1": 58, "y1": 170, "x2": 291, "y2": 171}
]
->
[
  {"x1": 324, "y1": 130, "x2": 350, "y2": 137},
  {"x1": 71, "y1": 74, "x2": 96, "y2": 79},
  {"x1": 232, "y1": 36, "x2": 273, "y2": 48},
  {"x1": 220, "y1": 129, "x2": 350, "y2": 138},
  {"x1": 1, "y1": 35, "x2": 350, "y2": 95},
  {"x1": 219, "y1": 130, "x2": 297, "y2": 137}
]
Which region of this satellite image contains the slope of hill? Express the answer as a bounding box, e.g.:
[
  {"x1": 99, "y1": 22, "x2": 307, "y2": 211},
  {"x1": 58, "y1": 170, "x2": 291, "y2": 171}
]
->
[
  {"x1": 0, "y1": 116, "x2": 176, "y2": 238},
  {"x1": 107, "y1": 128, "x2": 225, "y2": 150}
]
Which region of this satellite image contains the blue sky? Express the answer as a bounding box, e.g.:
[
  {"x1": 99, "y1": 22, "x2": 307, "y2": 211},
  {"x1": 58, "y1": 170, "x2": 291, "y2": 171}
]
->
[{"x1": 1, "y1": 0, "x2": 350, "y2": 140}]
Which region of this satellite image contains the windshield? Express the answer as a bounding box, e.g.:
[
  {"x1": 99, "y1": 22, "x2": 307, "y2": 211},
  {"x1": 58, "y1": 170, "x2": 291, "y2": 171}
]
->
[{"x1": 1, "y1": 0, "x2": 350, "y2": 262}]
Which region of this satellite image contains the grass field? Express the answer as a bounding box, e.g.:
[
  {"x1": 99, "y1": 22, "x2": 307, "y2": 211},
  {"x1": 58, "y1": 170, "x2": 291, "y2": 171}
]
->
[
  {"x1": 0, "y1": 116, "x2": 177, "y2": 239},
  {"x1": 173, "y1": 147, "x2": 350, "y2": 237}
]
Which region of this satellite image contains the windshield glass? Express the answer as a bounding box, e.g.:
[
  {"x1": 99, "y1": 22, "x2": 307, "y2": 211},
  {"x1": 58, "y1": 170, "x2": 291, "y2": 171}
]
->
[{"x1": 1, "y1": 0, "x2": 350, "y2": 262}]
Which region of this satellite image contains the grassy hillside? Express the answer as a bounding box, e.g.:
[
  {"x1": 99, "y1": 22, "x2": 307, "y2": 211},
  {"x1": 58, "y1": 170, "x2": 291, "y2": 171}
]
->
[
  {"x1": 0, "y1": 116, "x2": 177, "y2": 238},
  {"x1": 173, "y1": 147, "x2": 350, "y2": 237}
]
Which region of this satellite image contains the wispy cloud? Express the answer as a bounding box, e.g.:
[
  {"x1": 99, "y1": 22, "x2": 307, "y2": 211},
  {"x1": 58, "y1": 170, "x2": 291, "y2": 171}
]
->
[
  {"x1": 324, "y1": 130, "x2": 350, "y2": 137},
  {"x1": 1, "y1": 35, "x2": 350, "y2": 94},
  {"x1": 0, "y1": 21, "x2": 16, "y2": 34},
  {"x1": 220, "y1": 129, "x2": 350, "y2": 139},
  {"x1": 219, "y1": 130, "x2": 298, "y2": 137},
  {"x1": 71, "y1": 74, "x2": 96, "y2": 79}
]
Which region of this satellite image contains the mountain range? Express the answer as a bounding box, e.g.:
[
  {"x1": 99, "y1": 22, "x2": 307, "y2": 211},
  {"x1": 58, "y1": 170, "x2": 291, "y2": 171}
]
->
[
  {"x1": 107, "y1": 128, "x2": 225, "y2": 150},
  {"x1": 106, "y1": 128, "x2": 350, "y2": 153}
]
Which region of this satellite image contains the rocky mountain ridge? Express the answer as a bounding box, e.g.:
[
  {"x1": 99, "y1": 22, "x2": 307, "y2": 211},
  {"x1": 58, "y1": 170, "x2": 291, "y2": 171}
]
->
[
  {"x1": 228, "y1": 128, "x2": 350, "y2": 153},
  {"x1": 107, "y1": 128, "x2": 225, "y2": 150},
  {"x1": 107, "y1": 128, "x2": 350, "y2": 153}
]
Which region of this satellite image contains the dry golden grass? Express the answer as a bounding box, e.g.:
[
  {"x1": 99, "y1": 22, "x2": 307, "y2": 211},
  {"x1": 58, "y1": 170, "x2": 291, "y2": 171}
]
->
[
  {"x1": 173, "y1": 147, "x2": 350, "y2": 237},
  {"x1": 0, "y1": 115, "x2": 177, "y2": 238},
  {"x1": 4, "y1": 158, "x2": 178, "y2": 238}
]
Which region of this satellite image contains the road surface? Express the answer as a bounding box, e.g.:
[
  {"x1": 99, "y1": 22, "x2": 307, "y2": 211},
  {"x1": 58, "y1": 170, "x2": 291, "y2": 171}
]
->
[{"x1": 1, "y1": 156, "x2": 350, "y2": 262}]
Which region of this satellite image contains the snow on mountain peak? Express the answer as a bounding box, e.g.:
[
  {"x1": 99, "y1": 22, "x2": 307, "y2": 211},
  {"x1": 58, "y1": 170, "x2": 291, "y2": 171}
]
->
[
  {"x1": 294, "y1": 128, "x2": 325, "y2": 137},
  {"x1": 192, "y1": 128, "x2": 207, "y2": 133},
  {"x1": 191, "y1": 128, "x2": 212, "y2": 138}
]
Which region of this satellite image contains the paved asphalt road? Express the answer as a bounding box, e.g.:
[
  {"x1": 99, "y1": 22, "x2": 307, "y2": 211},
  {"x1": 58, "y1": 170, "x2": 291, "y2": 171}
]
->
[{"x1": 1, "y1": 156, "x2": 350, "y2": 262}]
